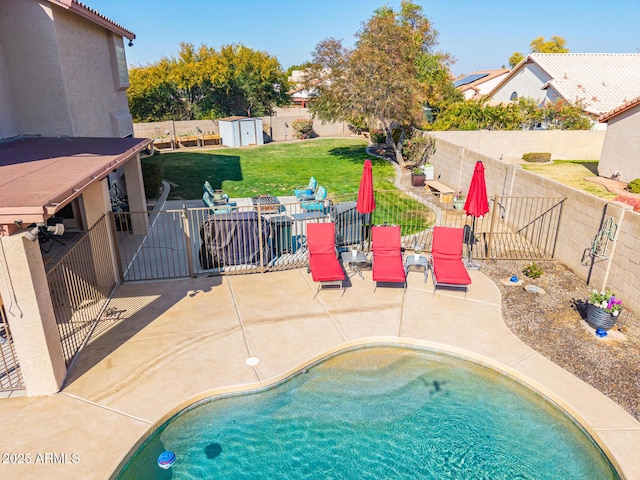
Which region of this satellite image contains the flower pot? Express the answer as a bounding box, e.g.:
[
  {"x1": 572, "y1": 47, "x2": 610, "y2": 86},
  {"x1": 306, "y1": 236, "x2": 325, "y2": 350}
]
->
[
  {"x1": 586, "y1": 303, "x2": 619, "y2": 331},
  {"x1": 411, "y1": 173, "x2": 426, "y2": 187}
]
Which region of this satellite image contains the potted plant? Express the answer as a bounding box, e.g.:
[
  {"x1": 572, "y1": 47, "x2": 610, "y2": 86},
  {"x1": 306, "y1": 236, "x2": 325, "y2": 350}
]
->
[
  {"x1": 586, "y1": 288, "x2": 622, "y2": 331},
  {"x1": 411, "y1": 167, "x2": 426, "y2": 187},
  {"x1": 402, "y1": 134, "x2": 436, "y2": 187},
  {"x1": 453, "y1": 192, "x2": 466, "y2": 210}
]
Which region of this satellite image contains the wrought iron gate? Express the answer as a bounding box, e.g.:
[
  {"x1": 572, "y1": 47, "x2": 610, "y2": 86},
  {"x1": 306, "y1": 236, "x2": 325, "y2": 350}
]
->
[
  {"x1": 46, "y1": 216, "x2": 117, "y2": 366},
  {"x1": 0, "y1": 298, "x2": 24, "y2": 391}
]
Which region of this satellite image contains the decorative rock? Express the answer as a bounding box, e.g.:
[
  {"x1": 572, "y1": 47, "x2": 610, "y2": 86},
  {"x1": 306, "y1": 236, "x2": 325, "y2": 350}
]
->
[
  {"x1": 501, "y1": 277, "x2": 523, "y2": 286},
  {"x1": 524, "y1": 284, "x2": 546, "y2": 295}
]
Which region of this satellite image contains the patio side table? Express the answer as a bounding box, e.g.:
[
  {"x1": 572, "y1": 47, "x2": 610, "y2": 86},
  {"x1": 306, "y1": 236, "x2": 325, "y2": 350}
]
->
[
  {"x1": 404, "y1": 254, "x2": 429, "y2": 283},
  {"x1": 341, "y1": 251, "x2": 369, "y2": 280}
]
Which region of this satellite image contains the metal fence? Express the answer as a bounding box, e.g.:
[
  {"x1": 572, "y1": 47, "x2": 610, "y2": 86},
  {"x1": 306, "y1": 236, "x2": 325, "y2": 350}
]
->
[
  {"x1": 435, "y1": 194, "x2": 566, "y2": 260},
  {"x1": 46, "y1": 216, "x2": 117, "y2": 366},
  {"x1": 0, "y1": 300, "x2": 24, "y2": 391},
  {"x1": 112, "y1": 192, "x2": 564, "y2": 282}
]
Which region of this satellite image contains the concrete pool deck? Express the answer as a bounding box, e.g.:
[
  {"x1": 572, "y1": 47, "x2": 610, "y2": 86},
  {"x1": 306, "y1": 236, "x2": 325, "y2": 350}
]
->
[{"x1": 1, "y1": 268, "x2": 639, "y2": 479}]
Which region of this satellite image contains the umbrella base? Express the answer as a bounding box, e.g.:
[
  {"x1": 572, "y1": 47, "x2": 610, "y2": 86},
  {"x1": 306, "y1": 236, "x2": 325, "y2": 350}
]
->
[{"x1": 464, "y1": 259, "x2": 482, "y2": 270}]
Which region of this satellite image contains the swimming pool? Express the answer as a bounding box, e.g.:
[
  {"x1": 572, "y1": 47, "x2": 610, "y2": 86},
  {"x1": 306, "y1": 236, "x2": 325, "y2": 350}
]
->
[{"x1": 116, "y1": 345, "x2": 619, "y2": 479}]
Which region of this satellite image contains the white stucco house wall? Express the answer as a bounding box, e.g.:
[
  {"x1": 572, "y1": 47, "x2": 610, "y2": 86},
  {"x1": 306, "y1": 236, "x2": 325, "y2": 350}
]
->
[
  {"x1": 597, "y1": 96, "x2": 640, "y2": 183},
  {"x1": 0, "y1": 0, "x2": 150, "y2": 396},
  {"x1": 0, "y1": 0, "x2": 135, "y2": 139},
  {"x1": 486, "y1": 53, "x2": 640, "y2": 130},
  {"x1": 454, "y1": 68, "x2": 510, "y2": 100}
]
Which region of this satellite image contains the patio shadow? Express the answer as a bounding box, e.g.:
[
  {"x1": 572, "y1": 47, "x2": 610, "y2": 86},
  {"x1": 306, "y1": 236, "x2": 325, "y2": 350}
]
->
[{"x1": 63, "y1": 277, "x2": 224, "y2": 386}]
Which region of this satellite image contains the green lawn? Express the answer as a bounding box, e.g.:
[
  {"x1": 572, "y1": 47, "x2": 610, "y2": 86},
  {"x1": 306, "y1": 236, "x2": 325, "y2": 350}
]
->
[
  {"x1": 521, "y1": 160, "x2": 616, "y2": 199},
  {"x1": 159, "y1": 138, "x2": 397, "y2": 200}
]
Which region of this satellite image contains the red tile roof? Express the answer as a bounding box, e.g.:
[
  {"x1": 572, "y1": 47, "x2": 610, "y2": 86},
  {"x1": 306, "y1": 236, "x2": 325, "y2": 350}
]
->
[
  {"x1": 47, "y1": 0, "x2": 135, "y2": 40},
  {"x1": 0, "y1": 137, "x2": 150, "y2": 228}
]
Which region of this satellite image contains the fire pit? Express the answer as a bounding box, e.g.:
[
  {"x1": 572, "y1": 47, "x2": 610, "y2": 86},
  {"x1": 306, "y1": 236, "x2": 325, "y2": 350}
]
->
[{"x1": 251, "y1": 194, "x2": 283, "y2": 213}]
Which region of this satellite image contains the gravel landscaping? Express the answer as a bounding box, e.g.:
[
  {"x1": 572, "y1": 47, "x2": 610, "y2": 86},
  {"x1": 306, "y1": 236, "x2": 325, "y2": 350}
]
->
[{"x1": 479, "y1": 259, "x2": 640, "y2": 422}]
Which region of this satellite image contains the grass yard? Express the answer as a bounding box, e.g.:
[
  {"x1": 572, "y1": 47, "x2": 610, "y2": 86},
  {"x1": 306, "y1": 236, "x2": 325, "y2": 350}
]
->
[
  {"x1": 521, "y1": 160, "x2": 616, "y2": 199},
  {"x1": 159, "y1": 138, "x2": 396, "y2": 200}
]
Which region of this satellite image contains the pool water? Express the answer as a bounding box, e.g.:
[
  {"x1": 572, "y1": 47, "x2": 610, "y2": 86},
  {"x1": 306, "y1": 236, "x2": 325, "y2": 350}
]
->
[{"x1": 116, "y1": 346, "x2": 619, "y2": 479}]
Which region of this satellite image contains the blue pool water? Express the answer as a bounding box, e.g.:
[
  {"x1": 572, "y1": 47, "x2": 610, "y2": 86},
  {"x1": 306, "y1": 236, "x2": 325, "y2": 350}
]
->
[{"x1": 116, "y1": 346, "x2": 619, "y2": 479}]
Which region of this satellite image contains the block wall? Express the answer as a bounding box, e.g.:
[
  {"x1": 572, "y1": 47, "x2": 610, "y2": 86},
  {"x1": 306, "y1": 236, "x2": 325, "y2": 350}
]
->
[{"x1": 431, "y1": 137, "x2": 640, "y2": 315}]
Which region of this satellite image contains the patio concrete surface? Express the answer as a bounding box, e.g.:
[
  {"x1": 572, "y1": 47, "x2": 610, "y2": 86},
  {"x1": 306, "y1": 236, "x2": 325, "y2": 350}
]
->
[{"x1": 1, "y1": 267, "x2": 639, "y2": 479}]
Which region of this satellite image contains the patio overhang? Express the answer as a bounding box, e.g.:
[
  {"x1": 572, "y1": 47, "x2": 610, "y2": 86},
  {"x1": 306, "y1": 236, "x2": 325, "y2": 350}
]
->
[{"x1": 0, "y1": 136, "x2": 151, "y2": 233}]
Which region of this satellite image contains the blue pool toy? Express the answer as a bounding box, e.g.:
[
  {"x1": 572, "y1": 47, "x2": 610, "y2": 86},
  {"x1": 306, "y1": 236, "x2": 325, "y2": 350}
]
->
[
  {"x1": 595, "y1": 328, "x2": 607, "y2": 338},
  {"x1": 158, "y1": 451, "x2": 176, "y2": 469}
]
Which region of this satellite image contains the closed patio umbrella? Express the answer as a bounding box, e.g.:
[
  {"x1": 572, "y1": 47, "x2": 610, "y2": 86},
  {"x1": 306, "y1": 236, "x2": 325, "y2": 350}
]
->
[
  {"x1": 356, "y1": 159, "x2": 375, "y2": 247},
  {"x1": 463, "y1": 160, "x2": 489, "y2": 269},
  {"x1": 356, "y1": 159, "x2": 375, "y2": 215}
]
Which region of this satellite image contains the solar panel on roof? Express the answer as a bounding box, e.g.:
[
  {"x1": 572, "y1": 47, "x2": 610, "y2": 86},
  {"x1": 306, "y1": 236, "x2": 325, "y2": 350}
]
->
[{"x1": 453, "y1": 73, "x2": 490, "y2": 87}]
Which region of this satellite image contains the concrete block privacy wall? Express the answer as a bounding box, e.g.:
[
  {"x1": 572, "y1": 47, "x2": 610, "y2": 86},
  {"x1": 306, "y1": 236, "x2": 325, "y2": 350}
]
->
[
  {"x1": 430, "y1": 130, "x2": 606, "y2": 162},
  {"x1": 133, "y1": 109, "x2": 354, "y2": 146},
  {"x1": 431, "y1": 137, "x2": 640, "y2": 316},
  {"x1": 133, "y1": 120, "x2": 220, "y2": 140}
]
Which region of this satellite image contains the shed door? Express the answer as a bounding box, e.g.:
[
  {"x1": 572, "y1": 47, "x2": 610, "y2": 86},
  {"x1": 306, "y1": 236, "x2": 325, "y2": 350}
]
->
[{"x1": 240, "y1": 120, "x2": 256, "y2": 146}]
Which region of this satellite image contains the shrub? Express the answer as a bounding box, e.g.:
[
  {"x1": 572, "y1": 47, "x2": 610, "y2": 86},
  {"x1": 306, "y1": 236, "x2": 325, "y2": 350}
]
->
[
  {"x1": 141, "y1": 155, "x2": 163, "y2": 200},
  {"x1": 627, "y1": 178, "x2": 640, "y2": 194},
  {"x1": 402, "y1": 134, "x2": 436, "y2": 168},
  {"x1": 522, "y1": 152, "x2": 551, "y2": 163},
  {"x1": 370, "y1": 129, "x2": 386, "y2": 143},
  {"x1": 522, "y1": 261, "x2": 543, "y2": 279},
  {"x1": 291, "y1": 118, "x2": 314, "y2": 139}
]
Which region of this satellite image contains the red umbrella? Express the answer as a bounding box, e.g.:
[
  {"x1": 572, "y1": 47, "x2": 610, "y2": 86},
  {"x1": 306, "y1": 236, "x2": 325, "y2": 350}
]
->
[
  {"x1": 463, "y1": 161, "x2": 489, "y2": 218},
  {"x1": 356, "y1": 159, "x2": 375, "y2": 214},
  {"x1": 462, "y1": 161, "x2": 489, "y2": 267},
  {"x1": 356, "y1": 159, "x2": 375, "y2": 247}
]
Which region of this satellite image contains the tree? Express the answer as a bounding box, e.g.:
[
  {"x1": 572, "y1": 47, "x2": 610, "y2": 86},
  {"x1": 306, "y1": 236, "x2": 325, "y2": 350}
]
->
[
  {"x1": 305, "y1": 1, "x2": 453, "y2": 167},
  {"x1": 127, "y1": 43, "x2": 290, "y2": 121},
  {"x1": 509, "y1": 36, "x2": 569, "y2": 68},
  {"x1": 429, "y1": 97, "x2": 591, "y2": 131},
  {"x1": 128, "y1": 59, "x2": 186, "y2": 121}
]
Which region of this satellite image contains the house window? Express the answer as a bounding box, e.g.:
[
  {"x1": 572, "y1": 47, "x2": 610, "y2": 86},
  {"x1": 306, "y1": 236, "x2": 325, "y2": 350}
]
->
[
  {"x1": 109, "y1": 34, "x2": 130, "y2": 91},
  {"x1": 510, "y1": 92, "x2": 518, "y2": 101}
]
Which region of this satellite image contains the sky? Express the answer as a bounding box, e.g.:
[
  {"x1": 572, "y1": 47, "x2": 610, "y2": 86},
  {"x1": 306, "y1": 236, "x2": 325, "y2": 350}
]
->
[{"x1": 88, "y1": 0, "x2": 640, "y2": 76}]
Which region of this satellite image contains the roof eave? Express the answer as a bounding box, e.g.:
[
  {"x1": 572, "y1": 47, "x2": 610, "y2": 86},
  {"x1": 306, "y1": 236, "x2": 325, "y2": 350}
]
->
[
  {"x1": 598, "y1": 96, "x2": 640, "y2": 122},
  {"x1": 47, "y1": 0, "x2": 136, "y2": 40}
]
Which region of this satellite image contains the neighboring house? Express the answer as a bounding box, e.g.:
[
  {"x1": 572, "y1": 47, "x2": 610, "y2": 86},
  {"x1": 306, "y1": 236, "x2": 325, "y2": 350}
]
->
[
  {"x1": 597, "y1": 96, "x2": 640, "y2": 183},
  {"x1": 287, "y1": 86, "x2": 314, "y2": 108},
  {"x1": 453, "y1": 68, "x2": 510, "y2": 100},
  {"x1": 0, "y1": 0, "x2": 149, "y2": 396},
  {"x1": 486, "y1": 53, "x2": 640, "y2": 129},
  {"x1": 287, "y1": 69, "x2": 316, "y2": 108}
]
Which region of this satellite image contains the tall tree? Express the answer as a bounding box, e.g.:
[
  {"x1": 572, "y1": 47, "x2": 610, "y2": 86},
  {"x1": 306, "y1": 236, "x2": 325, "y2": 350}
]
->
[
  {"x1": 305, "y1": 1, "x2": 452, "y2": 167},
  {"x1": 509, "y1": 36, "x2": 569, "y2": 68},
  {"x1": 128, "y1": 59, "x2": 186, "y2": 121},
  {"x1": 127, "y1": 43, "x2": 289, "y2": 121}
]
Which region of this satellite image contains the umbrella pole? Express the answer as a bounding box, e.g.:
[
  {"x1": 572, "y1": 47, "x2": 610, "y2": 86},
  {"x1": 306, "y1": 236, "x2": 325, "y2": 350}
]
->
[{"x1": 465, "y1": 217, "x2": 481, "y2": 270}]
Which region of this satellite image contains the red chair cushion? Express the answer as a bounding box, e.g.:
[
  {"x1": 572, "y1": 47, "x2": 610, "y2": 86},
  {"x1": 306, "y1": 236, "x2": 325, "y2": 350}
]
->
[
  {"x1": 432, "y1": 258, "x2": 471, "y2": 286},
  {"x1": 307, "y1": 223, "x2": 345, "y2": 283},
  {"x1": 309, "y1": 254, "x2": 345, "y2": 282},
  {"x1": 432, "y1": 226, "x2": 464, "y2": 260},
  {"x1": 372, "y1": 226, "x2": 405, "y2": 284}
]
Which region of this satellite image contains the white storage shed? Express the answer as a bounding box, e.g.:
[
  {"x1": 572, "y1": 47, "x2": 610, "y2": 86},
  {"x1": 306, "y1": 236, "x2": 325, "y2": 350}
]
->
[{"x1": 218, "y1": 116, "x2": 264, "y2": 147}]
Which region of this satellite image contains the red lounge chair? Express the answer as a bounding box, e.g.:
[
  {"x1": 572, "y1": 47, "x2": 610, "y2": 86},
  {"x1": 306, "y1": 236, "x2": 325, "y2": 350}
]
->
[
  {"x1": 371, "y1": 225, "x2": 406, "y2": 292},
  {"x1": 430, "y1": 226, "x2": 471, "y2": 295},
  {"x1": 307, "y1": 223, "x2": 345, "y2": 297}
]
